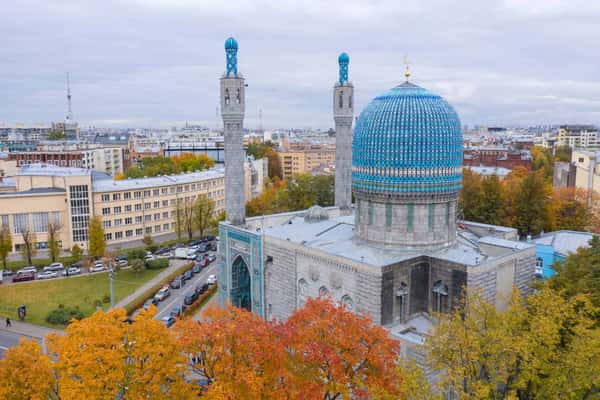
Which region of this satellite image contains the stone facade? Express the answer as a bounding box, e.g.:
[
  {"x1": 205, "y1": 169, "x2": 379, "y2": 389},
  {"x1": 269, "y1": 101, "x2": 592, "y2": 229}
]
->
[{"x1": 333, "y1": 81, "x2": 353, "y2": 211}]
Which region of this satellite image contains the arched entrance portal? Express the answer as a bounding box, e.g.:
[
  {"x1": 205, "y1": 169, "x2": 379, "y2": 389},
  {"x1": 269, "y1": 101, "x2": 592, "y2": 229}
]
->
[{"x1": 231, "y1": 256, "x2": 251, "y2": 311}]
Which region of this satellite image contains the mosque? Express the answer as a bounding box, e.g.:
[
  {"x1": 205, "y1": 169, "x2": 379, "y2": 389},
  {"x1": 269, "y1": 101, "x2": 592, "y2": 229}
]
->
[{"x1": 217, "y1": 37, "x2": 535, "y2": 356}]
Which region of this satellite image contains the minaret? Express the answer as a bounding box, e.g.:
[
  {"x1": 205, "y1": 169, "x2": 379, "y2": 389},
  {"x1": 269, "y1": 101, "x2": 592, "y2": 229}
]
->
[
  {"x1": 221, "y1": 37, "x2": 246, "y2": 225},
  {"x1": 333, "y1": 52, "x2": 354, "y2": 211}
]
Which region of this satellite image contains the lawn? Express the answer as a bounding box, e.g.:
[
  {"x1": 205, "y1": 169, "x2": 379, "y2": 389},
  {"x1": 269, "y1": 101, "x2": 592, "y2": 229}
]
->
[{"x1": 0, "y1": 268, "x2": 163, "y2": 328}]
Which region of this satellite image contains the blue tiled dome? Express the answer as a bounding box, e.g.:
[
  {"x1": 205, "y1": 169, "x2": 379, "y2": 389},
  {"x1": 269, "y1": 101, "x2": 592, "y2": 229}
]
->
[
  {"x1": 338, "y1": 52, "x2": 349, "y2": 64},
  {"x1": 225, "y1": 37, "x2": 238, "y2": 51},
  {"x1": 352, "y1": 82, "x2": 462, "y2": 200}
]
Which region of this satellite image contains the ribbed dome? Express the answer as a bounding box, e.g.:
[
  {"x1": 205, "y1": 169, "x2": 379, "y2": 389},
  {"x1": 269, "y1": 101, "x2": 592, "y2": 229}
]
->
[
  {"x1": 338, "y1": 52, "x2": 349, "y2": 63},
  {"x1": 352, "y1": 82, "x2": 462, "y2": 201}
]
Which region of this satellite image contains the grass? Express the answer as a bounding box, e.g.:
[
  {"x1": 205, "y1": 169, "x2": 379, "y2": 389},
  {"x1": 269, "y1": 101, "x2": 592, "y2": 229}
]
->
[{"x1": 0, "y1": 268, "x2": 163, "y2": 328}]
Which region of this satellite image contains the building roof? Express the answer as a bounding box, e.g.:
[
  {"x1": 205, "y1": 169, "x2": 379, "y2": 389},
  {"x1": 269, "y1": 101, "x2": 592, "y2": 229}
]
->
[
  {"x1": 17, "y1": 163, "x2": 92, "y2": 177},
  {"x1": 534, "y1": 230, "x2": 594, "y2": 256},
  {"x1": 0, "y1": 187, "x2": 66, "y2": 197},
  {"x1": 466, "y1": 166, "x2": 511, "y2": 177},
  {"x1": 92, "y1": 167, "x2": 224, "y2": 192}
]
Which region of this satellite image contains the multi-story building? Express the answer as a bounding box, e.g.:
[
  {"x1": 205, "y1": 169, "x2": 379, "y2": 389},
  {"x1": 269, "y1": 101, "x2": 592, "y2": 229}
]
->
[
  {"x1": 571, "y1": 149, "x2": 600, "y2": 194},
  {"x1": 9, "y1": 143, "x2": 124, "y2": 176},
  {"x1": 0, "y1": 164, "x2": 226, "y2": 254},
  {"x1": 557, "y1": 125, "x2": 599, "y2": 149},
  {"x1": 463, "y1": 146, "x2": 532, "y2": 170},
  {"x1": 278, "y1": 144, "x2": 336, "y2": 179}
]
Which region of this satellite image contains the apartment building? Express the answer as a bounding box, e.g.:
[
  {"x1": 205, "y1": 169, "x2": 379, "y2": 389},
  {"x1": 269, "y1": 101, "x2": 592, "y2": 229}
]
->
[
  {"x1": 278, "y1": 144, "x2": 336, "y2": 179},
  {"x1": 0, "y1": 164, "x2": 226, "y2": 254},
  {"x1": 557, "y1": 125, "x2": 599, "y2": 149}
]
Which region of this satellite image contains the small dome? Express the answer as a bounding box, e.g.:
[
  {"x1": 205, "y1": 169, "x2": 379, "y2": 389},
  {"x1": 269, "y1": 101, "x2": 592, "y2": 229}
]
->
[
  {"x1": 225, "y1": 37, "x2": 238, "y2": 51},
  {"x1": 352, "y1": 82, "x2": 462, "y2": 200},
  {"x1": 338, "y1": 52, "x2": 350, "y2": 64}
]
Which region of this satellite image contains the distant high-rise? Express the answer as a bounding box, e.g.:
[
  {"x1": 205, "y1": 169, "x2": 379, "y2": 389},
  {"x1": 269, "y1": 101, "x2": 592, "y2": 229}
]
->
[
  {"x1": 220, "y1": 37, "x2": 246, "y2": 226},
  {"x1": 333, "y1": 52, "x2": 354, "y2": 210}
]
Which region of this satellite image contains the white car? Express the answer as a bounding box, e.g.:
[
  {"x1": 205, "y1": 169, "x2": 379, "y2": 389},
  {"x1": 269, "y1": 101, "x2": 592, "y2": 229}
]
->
[
  {"x1": 154, "y1": 286, "x2": 171, "y2": 301},
  {"x1": 144, "y1": 254, "x2": 155, "y2": 261},
  {"x1": 37, "y1": 271, "x2": 58, "y2": 280},
  {"x1": 18, "y1": 266, "x2": 37, "y2": 274},
  {"x1": 206, "y1": 274, "x2": 217, "y2": 285},
  {"x1": 44, "y1": 262, "x2": 64, "y2": 272},
  {"x1": 63, "y1": 267, "x2": 81, "y2": 276},
  {"x1": 89, "y1": 264, "x2": 106, "y2": 273},
  {"x1": 117, "y1": 259, "x2": 128, "y2": 268}
]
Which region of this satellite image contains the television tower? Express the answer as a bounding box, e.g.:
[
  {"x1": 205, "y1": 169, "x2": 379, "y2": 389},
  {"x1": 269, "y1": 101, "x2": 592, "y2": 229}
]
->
[{"x1": 66, "y1": 72, "x2": 73, "y2": 122}]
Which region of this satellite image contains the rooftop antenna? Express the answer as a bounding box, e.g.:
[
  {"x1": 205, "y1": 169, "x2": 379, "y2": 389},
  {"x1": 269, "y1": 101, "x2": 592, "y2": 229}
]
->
[{"x1": 66, "y1": 72, "x2": 73, "y2": 122}]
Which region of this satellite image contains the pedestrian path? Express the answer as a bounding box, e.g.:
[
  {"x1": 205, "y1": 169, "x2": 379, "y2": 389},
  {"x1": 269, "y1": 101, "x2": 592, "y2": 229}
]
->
[
  {"x1": 0, "y1": 319, "x2": 62, "y2": 339},
  {"x1": 112, "y1": 260, "x2": 188, "y2": 309}
]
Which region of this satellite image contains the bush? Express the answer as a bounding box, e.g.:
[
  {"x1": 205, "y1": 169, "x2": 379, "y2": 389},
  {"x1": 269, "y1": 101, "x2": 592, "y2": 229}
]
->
[
  {"x1": 46, "y1": 305, "x2": 84, "y2": 325},
  {"x1": 127, "y1": 248, "x2": 147, "y2": 262},
  {"x1": 93, "y1": 299, "x2": 102, "y2": 308},
  {"x1": 102, "y1": 295, "x2": 111, "y2": 304},
  {"x1": 146, "y1": 258, "x2": 169, "y2": 270}
]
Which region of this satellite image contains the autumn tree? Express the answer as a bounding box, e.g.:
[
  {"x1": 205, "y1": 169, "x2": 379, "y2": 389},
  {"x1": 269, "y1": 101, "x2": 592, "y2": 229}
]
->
[
  {"x1": 0, "y1": 224, "x2": 12, "y2": 270},
  {"x1": 479, "y1": 174, "x2": 504, "y2": 225},
  {"x1": 500, "y1": 166, "x2": 530, "y2": 227},
  {"x1": 193, "y1": 193, "x2": 215, "y2": 238},
  {"x1": 130, "y1": 257, "x2": 145, "y2": 277},
  {"x1": 87, "y1": 215, "x2": 106, "y2": 259},
  {"x1": 47, "y1": 217, "x2": 62, "y2": 262},
  {"x1": 265, "y1": 147, "x2": 282, "y2": 179},
  {"x1": 553, "y1": 187, "x2": 590, "y2": 231},
  {"x1": 0, "y1": 338, "x2": 56, "y2": 400},
  {"x1": 514, "y1": 169, "x2": 552, "y2": 236},
  {"x1": 459, "y1": 168, "x2": 483, "y2": 221},
  {"x1": 286, "y1": 173, "x2": 318, "y2": 210},
  {"x1": 70, "y1": 243, "x2": 83, "y2": 260},
  {"x1": 45, "y1": 308, "x2": 196, "y2": 399},
  {"x1": 19, "y1": 227, "x2": 37, "y2": 265},
  {"x1": 142, "y1": 233, "x2": 154, "y2": 249},
  {"x1": 247, "y1": 141, "x2": 281, "y2": 179},
  {"x1": 246, "y1": 177, "x2": 290, "y2": 217},
  {"x1": 171, "y1": 152, "x2": 214, "y2": 172}
]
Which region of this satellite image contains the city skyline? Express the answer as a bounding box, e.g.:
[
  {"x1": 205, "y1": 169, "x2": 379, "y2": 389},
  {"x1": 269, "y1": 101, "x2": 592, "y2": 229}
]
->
[{"x1": 2, "y1": 0, "x2": 600, "y2": 129}]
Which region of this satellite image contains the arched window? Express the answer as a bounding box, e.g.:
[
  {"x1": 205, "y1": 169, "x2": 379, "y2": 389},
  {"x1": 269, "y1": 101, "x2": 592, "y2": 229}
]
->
[
  {"x1": 432, "y1": 280, "x2": 448, "y2": 313},
  {"x1": 396, "y1": 282, "x2": 408, "y2": 321},
  {"x1": 341, "y1": 295, "x2": 353, "y2": 311},
  {"x1": 318, "y1": 286, "x2": 330, "y2": 297},
  {"x1": 349, "y1": 95, "x2": 353, "y2": 108},
  {"x1": 236, "y1": 88, "x2": 241, "y2": 104},
  {"x1": 224, "y1": 88, "x2": 230, "y2": 105},
  {"x1": 339, "y1": 91, "x2": 343, "y2": 108},
  {"x1": 298, "y1": 278, "x2": 308, "y2": 308}
]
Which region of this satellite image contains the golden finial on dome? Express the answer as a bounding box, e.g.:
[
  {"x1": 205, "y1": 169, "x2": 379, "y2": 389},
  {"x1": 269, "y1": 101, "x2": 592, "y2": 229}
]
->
[{"x1": 404, "y1": 55, "x2": 411, "y2": 81}]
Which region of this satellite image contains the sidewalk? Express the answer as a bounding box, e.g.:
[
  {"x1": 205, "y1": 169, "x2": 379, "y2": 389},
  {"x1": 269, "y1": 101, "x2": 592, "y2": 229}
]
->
[
  {"x1": 0, "y1": 319, "x2": 63, "y2": 339},
  {"x1": 112, "y1": 260, "x2": 188, "y2": 309}
]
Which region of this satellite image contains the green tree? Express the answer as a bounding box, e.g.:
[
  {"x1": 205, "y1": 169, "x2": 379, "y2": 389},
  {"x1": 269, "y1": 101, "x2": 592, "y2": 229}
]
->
[
  {"x1": 553, "y1": 188, "x2": 590, "y2": 231},
  {"x1": 130, "y1": 258, "x2": 145, "y2": 277},
  {"x1": 286, "y1": 173, "x2": 317, "y2": 210},
  {"x1": 88, "y1": 216, "x2": 106, "y2": 259},
  {"x1": 0, "y1": 224, "x2": 13, "y2": 270},
  {"x1": 554, "y1": 144, "x2": 572, "y2": 163},
  {"x1": 47, "y1": 219, "x2": 62, "y2": 262},
  {"x1": 264, "y1": 148, "x2": 282, "y2": 179},
  {"x1": 531, "y1": 146, "x2": 554, "y2": 180},
  {"x1": 479, "y1": 174, "x2": 505, "y2": 225},
  {"x1": 70, "y1": 244, "x2": 83, "y2": 260},
  {"x1": 47, "y1": 129, "x2": 66, "y2": 140},
  {"x1": 142, "y1": 234, "x2": 154, "y2": 249},
  {"x1": 514, "y1": 170, "x2": 552, "y2": 236},
  {"x1": 459, "y1": 168, "x2": 483, "y2": 221},
  {"x1": 193, "y1": 194, "x2": 215, "y2": 238},
  {"x1": 313, "y1": 174, "x2": 334, "y2": 206}
]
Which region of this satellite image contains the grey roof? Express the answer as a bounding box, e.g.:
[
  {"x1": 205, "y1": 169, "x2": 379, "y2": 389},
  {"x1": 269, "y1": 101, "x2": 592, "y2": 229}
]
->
[
  {"x1": 478, "y1": 236, "x2": 533, "y2": 250},
  {"x1": 534, "y1": 230, "x2": 594, "y2": 256},
  {"x1": 93, "y1": 133, "x2": 131, "y2": 145},
  {"x1": 92, "y1": 167, "x2": 224, "y2": 192},
  {"x1": 18, "y1": 163, "x2": 92, "y2": 177},
  {"x1": 0, "y1": 177, "x2": 16, "y2": 187},
  {"x1": 0, "y1": 187, "x2": 66, "y2": 197},
  {"x1": 259, "y1": 210, "x2": 527, "y2": 268}
]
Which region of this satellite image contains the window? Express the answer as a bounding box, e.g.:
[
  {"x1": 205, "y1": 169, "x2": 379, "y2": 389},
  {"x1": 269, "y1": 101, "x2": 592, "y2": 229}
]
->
[
  {"x1": 446, "y1": 202, "x2": 450, "y2": 226},
  {"x1": 162, "y1": 200, "x2": 168, "y2": 207},
  {"x1": 112, "y1": 193, "x2": 121, "y2": 201},
  {"x1": 144, "y1": 190, "x2": 151, "y2": 198},
  {"x1": 125, "y1": 230, "x2": 133, "y2": 237},
  {"x1": 177, "y1": 186, "x2": 182, "y2": 193},
  {"x1": 135, "y1": 204, "x2": 142, "y2": 212},
  {"x1": 124, "y1": 192, "x2": 131, "y2": 200},
  {"x1": 104, "y1": 233, "x2": 112, "y2": 241},
  {"x1": 407, "y1": 204, "x2": 414, "y2": 231},
  {"x1": 385, "y1": 203, "x2": 392, "y2": 228},
  {"x1": 114, "y1": 218, "x2": 122, "y2": 227},
  {"x1": 368, "y1": 201, "x2": 374, "y2": 225},
  {"x1": 170, "y1": 187, "x2": 176, "y2": 194},
  {"x1": 103, "y1": 220, "x2": 111, "y2": 228},
  {"x1": 163, "y1": 223, "x2": 170, "y2": 231},
  {"x1": 162, "y1": 212, "x2": 169, "y2": 219},
  {"x1": 135, "y1": 216, "x2": 142, "y2": 224},
  {"x1": 191, "y1": 184, "x2": 196, "y2": 190},
  {"x1": 341, "y1": 295, "x2": 354, "y2": 311},
  {"x1": 154, "y1": 213, "x2": 160, "y2": 221},
  {"x1": 144, "y1": 215, "x2": 152, "y2": 222},
  {"x1": 154, "y1": 225, "x2": 161, "y2": 233},
  {"x1": 124, "y1": 205, "x2": 132, "y2": 212},
  {"x1": 432, "y1": 281, "x2": 448, "y2": 313},
  {"x1": 125, "y1": 217, "x2": 132, "y2": 225},
  {"x1": 144, "y1": 203, "x2": 151, "y2": 210},
  {"x1": 153, "y1": 189, "x2": 159, "y2": 196},
  {"x1": 161, "y1": 188, "x2": 168, "y2": 195},
  {"x1": 318, "y1": 286, "x2": 330, "y2": 297},
  {"x1": 32, "y1": 212, "x2": 49, "y2": 232},
  {"x1": 101, "y1": 194, "x2": 110, "y2": 202},
  {"x1": 114, "y1": 206, "x2": 122, "y2": 214},
  {"x1": 170, "y1": 199, "x2": 176, "y2": 206},
  {"x1": 428, "y1": 204, "x2": 435, "y2": 232},
  {"x1": 535, "y1": 257, "x2": 543, "y2": 276},
  {"x1": 396, "y1": 282, "x2": 408, "y2": 322},
  {"x1": 153, "y1": 201, "x2": 160, "y2": 208},
  {"x1": 134, "y1": 191, "x2": 141, "y2": 199},
  {"x1": 115, "y1": 231, "x2": 123, "y2": 239},
  {"x1": 184, "y1": 185, "x2": 190, "y2": 192},
  {"x1": 0, "y1": 215, "x2": 8, "y2": 227},
  {"x1": 102, "y1": 208, "x2": 110, "y2": 216},
  {"x1": 13, "y1": 214, "x2": 28, "y2": 234},
  {"x1": 145, "y1": 227, "x2": 152, "y2": 234}
]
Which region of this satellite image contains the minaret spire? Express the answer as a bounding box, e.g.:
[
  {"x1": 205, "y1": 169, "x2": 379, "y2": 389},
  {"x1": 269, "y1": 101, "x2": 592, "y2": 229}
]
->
[{"x1": 404, "y1": 55, "x2": 411, "y2": 82}]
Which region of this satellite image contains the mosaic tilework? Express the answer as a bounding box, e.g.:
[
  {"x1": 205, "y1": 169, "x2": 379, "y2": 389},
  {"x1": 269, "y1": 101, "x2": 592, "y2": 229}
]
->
[
  {"x1": 225, "y1": 37, "x2": 238, "y2": 77},
  {"x1": 352, "y1": 82, "x2": 463, "y2": 199}
]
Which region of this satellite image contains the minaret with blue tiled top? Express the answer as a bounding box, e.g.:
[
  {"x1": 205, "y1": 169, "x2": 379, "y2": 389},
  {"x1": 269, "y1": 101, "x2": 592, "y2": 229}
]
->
[
  {"x1": 334, "y1": 52, "x2": 354, "y2": 211},
  {"x1": 221, "y1": 37, "x2": 245, "y2": 225}
]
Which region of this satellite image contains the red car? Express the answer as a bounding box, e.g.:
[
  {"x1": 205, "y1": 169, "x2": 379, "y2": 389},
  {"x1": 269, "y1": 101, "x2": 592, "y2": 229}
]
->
[
  {"x1": 200, "y1": 258, "x2": 209, "y2": 268},
  {"x1": 12, "y1": 271, "x2": 35, "y2": 282}
]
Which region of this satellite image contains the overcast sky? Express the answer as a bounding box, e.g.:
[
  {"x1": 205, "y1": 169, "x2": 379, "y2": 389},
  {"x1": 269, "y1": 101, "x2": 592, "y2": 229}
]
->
[{"x1": 2, "y1": 0, "x2": 600, "y2": 130}]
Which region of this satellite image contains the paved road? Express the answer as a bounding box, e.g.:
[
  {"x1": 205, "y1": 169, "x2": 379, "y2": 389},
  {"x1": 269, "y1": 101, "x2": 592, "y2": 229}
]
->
[
  {"x1": 154, "y1": 261, "x2": 217, "y2": 322},
  {"x1": 0, "y1": 330, "x2": 26, "y2": 358}
]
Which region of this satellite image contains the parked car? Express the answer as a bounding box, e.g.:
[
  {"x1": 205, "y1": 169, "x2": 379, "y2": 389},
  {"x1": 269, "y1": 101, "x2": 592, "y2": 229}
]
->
[
  {"x1": 44, "y1": 262, "x2": 64, "y2": 272},
  {"x1": 208, "y1": 254, "x2": 217, "y2": 263},
  {"x1": 17, "y1": 266, "x2": 37, "y2": 274},
  {"x1": 185, "y1": 250, "x2": 197, "y2": 260},
  {"x1": 188, "y1": 240, "x2": 201, "y2": 246},
  {"x1": 37, "y1": 271, "x2": 58, "y2": 280},
  {"x1": 207, "y1": 274, "x2": 217, "y2": 285},
  {"x1": 170, "y1": 278, "x2": 184, "y2": 289},
  {"x1": 13, "y1": 271, "x2": 35, "y2": 282},
  {"x1": 162, "y1": 316, "x2": 176, "y2": 328},
  {"x1": 2, "y1": 269, "x2": 13, "y2": 277},
  {"x1": 183, "y1": 270, "x2": 193, "y2": 281},
  {"x1": 154, "y1": 286, "x2": 170, "y2": 301},
  {"x1": 210, "y1": 243, "x2": 218, "y2": 252},
  {"x1": 200, "y1": 258, "x2": 210, "y2": 268},
  {"x1": 174, "y1": 248, "x2": 189, "y2": 259},
  {"x1": 117, "y1": 259, "x2": 128, "y2": 268},
  {"x1": 198, "y1": 244, "x2": 210, "y2": 253},
  {"x1": 184, "y1": 292, "x2": 198, "y2": 305},
  {"x1": 169, "y1": 304, "x2": 187, "y2": 318},
  {"x1": 63, "y1": 266, "x2": 81, "y2": 276},
  {"x1": 71, "y1": 261, "x2": 83, "y2": 268},
  {"x1": 205, "y1": 235, "x2": 216, "y2": 242},
  {"x1": 144, "y1": 254, "x2": 155, "y2": 261},
  {"x1": 114, "y1": 255, "x2": 127, "y2": 262},
  {"x1": 192, "y1": 264, "x2": 201, "y2": 274},
  {"x1": 89, "y1": 263, "x2": 106, "y2": 273}
]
